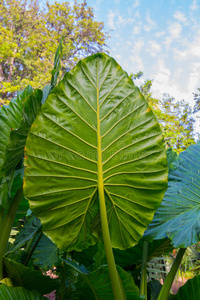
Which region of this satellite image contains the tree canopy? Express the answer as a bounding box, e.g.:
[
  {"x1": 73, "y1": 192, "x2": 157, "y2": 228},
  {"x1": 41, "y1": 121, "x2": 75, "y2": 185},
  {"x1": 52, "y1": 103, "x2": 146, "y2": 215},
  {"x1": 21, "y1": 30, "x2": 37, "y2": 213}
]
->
[
  {"x1": 0, "y1": 0, "x2": 107, "y2": 104},
  {"x1": 135, "y1": 77, "x2": 196, "y2": 152}
]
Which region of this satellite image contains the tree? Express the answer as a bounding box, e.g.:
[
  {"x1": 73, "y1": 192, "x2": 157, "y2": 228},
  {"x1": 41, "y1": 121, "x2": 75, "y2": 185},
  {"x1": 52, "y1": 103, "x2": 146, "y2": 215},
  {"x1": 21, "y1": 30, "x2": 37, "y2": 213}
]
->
[
  {"x1": 134, "y1": 77, "x2": 196, "y2": 152},
  {"x1": 0, "y1": 0, "x2": 107, "y2": 104},
  {"x1": 158, "y1": 94, "x2": 195, "y2": 152}
]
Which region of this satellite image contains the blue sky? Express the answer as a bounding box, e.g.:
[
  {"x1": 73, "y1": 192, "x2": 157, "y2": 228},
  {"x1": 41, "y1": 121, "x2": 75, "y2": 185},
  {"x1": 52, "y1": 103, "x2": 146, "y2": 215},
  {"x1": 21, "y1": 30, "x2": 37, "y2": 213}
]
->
[{"x1": 48, "y1": 0, "x2": 200, "y2": 130}]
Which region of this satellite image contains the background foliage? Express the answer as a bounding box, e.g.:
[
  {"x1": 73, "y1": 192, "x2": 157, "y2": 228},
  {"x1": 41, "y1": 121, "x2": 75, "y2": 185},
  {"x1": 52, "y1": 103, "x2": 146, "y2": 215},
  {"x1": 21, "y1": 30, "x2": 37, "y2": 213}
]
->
[{"x1": 0, "y1": 0, "x2": 107, "y2": 104}]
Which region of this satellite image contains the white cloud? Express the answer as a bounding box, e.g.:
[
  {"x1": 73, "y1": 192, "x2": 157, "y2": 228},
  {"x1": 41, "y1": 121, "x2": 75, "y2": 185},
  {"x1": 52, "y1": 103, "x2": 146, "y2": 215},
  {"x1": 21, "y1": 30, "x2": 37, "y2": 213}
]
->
[
  {"x1": 150, "y1": 58, "x2": 200, "y2": 109},
  {"x1": 133, "y1": 38, "x2": 145, "y2": 52},
  {"x1": 190, "y1": 0, "x2": 198, "y2": 11},
  {"x1": 134, "y1": 11, "x2": 140, "y2": 18},
  {"x1": 107, "y1": 10, "x2": 134, "y2": 30},
  {"x1": 190, "y1": 42, "x2": 200, "y2": 57},
  {"x1": 173, "y1": 34, "x2": 200, "y2": 61},
  {"x1": 153, "y1": 59, "x2": 171, "y2": 87},
  {"x1": 173, "y1": 11, "x2": 187, "y2": 24},
  {"x1": 114, "y1": 54, "x2": 122, "y2": 61},
  {"x1": 130, "y1": 54, "x2": 144, "y2": 71},
  {"x1": 117, "y1": 15, "x2": 134, "y2": 26},
  {"x1": 169, "y1": 22, "x2": 182, "y2": 38},
  {"x1": 163, "y1": 22, "x2": 182, "y2": 48},
  {"x1": 107, "y1": 11, "x2": 116, "y2": 29},
  {"x1": 133, "y1": 0, "x2": 140, "y2": 9},
  {"x1": 132, "y1": 25, "x2": 141, "y2": 35},
  {"x1": 173, "y1": 48, "x2": 188, "y2": 61},
  {"x1": 154, "y1": 31, "x2": 166, "y2": 38},
  {"x1": 146, "y1": 41, "x2": 162, "y2": 57},
  {"x1": 143, "y1": 13, "x2": 156, "y2": 32}
]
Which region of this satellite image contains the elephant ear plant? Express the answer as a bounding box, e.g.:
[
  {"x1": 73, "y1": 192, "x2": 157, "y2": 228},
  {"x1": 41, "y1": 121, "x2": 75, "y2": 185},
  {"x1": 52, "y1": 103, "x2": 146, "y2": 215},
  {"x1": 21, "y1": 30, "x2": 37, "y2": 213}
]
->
[
  {"x1": 24, "y1": 53, "x2": 168, "y2": 299},
  {"x1": 0, "y1": 39, "x2": 63, "y2": 298},
  {"x1": 144, "y1": 141, "x2": 200, "y2": 300}
]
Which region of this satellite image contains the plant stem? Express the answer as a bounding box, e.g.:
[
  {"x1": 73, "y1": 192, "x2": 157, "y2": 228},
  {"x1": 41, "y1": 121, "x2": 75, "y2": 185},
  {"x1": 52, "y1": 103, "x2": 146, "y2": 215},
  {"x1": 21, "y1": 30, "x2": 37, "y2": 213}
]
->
[
  {"x1": 140, "y1": 241, "x2": 148, "y2": 300},
  {"x1": 96, "y1": 58, "x2": 127, "y2": 300},
  {"x1": 0, "y1": 185, "x2": 23, "y2": 280},
  {"x1": 157, "y1": 248, "x2": 186, "y2": 300},
  {"x1": 0, "y1": 207, "x2": 5, "y2": 226},
  {"x1": 59, "y1": 253, "x2": 67, "y2": 300},
  {"x1": 24, "y1": 231, "x2": 43, "y2": 266}
]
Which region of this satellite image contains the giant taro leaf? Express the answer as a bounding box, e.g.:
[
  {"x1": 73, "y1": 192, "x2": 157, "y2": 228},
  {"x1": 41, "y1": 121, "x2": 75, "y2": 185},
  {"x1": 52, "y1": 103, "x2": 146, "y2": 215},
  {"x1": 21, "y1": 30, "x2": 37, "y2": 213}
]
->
[
  {"x1": 24, "y1": 53, "x2": 167, "y2": 251},
  {"x1": 144, "y1": 142, "x2": 200, "y2": 248}
]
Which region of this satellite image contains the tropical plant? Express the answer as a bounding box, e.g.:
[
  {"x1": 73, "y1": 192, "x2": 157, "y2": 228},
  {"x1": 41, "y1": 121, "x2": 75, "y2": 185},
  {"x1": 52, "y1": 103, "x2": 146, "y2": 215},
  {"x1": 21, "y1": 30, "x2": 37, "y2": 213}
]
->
[
  {"x1": 0, "y1": 42, "x2": 200, "y2": 300},
  {"x1": 144, "y1": 141, "x2": 200, "y2": 299},
  {"x1": 23, "y1": 52, "x2": 168, "y2": 299}
]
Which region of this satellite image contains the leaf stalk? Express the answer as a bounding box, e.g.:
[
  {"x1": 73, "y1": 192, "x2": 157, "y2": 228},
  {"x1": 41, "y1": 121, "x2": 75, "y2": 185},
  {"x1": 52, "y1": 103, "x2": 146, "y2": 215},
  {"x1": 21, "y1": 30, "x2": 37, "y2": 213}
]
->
[
  {"x1": 157, "y1": 247, "x2": 186, "y2": 300},
  {"x1": 0, "y1": 186, "x2": 23, "y2": 280},
  {"x1": 140, "y1": 241, "x2": 148, "y2": 300},
  {"x1": 96, "y1": 58, "x2": 126, "y2": 300}
]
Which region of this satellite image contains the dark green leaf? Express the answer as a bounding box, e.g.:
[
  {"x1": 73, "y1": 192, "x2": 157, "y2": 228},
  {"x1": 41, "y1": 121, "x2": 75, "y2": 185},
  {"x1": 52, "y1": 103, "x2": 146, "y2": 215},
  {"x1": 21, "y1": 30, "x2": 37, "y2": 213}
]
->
[
  {"x1": 0, "y1": 86, "x2": 33, "y2": 176},
  {"x1": 147, "y1": 280, "x2": 173, "y2": 300},
  {"x1": 2, "y1": 89, "x2": 42, "y2": 175},
  {"x1": 32, "y1": 234, "x2": 60, "y2": 271},
  {"x1": 64, "y1": 259, "x2": 140, "y2": 300},
  {"x1": 93, "y1": 242, "x2": 107, "y2": 269},
  {"x1": 4, "y1": 257, "x2": 59, "y2": 295},
  {"x1": 173, "y1": 275, "x2": 200, "y2": 299},
  {"x1": 0, "y1": 177, "x2": 8, "y2": 208},
  {"x1": 72, "y1": 243, "x2": 99, "y2": 271},
  {"x1": 114, "y1": 238, "x2": 173, "y2": 268},
  {"x1": 11, "y1": 216, "x2": 41, "y2": 252}
]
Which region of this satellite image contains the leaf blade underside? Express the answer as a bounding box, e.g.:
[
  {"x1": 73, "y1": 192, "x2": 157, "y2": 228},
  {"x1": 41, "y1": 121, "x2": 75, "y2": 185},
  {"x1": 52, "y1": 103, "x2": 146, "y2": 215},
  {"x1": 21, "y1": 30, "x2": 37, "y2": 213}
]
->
[{"x1": 24, "y1": 53, "x2": 167, "y2": 251}]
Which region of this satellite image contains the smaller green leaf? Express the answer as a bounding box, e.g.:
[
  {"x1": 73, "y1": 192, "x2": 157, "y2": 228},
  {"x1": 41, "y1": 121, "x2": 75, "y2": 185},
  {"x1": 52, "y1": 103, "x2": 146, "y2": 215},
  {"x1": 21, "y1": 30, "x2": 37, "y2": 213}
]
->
[
  {"x1": 72, "y1": 243, "x2": 99, "y2": 271},
  {"x1": 0, "y1": 86, "x2": 33, "y2": 176},
  {"x1": 0, "y1": 284, "x2": 47, "y2": 300},
  {"x1": 0, "y1": 177, "x2": 8, "y2": 208},
  {"x1": 4, "y1": 257, "x2": 59, "y2": 295},
  {"x1": 147, "y1": 281, "x2": 173, "y2": 300},
  {"x1": 42, "y1": 37, "x2": 63, "y2": 104},
  {"x1": 63, "y1": 259, "x2": 140, "y2": 300},
  {"x1": 11, "y1": 168, "x2": 29, "y2": 225},
  {"x1": 2, "y1": 89, "x2": 42, "y2": 175},
  {"x1": 41, "y1": 84, "x2": 51, "y2": 105},
  {"x1": 93, "y1": 242, "x2": 107, "y2": 270},
  {"x1": 113, "y1": 238, "x2": 173, "y2": 268},
  {"x1": 51, "y1": 36, "x2": 63, "y2": 89},
  {"x1": 173, "y1": 275, "x2": 200, "y2": 300},
  {"x1": 166, "y1": 147, "x2": 177, "y2": 169},
  {"x1": 12, "y1": 216, "x2": 41, "y2": 252},
  {"x1": 32, "y1": 234, "x2": 60, "y2": 271}
]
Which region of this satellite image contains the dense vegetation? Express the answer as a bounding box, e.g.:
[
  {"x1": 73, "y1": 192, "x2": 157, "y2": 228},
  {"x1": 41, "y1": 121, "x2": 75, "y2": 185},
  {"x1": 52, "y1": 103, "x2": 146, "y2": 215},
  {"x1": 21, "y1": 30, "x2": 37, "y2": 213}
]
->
[{"x1": 0, "y1": 1, "x2": 200, "y2": 300}]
